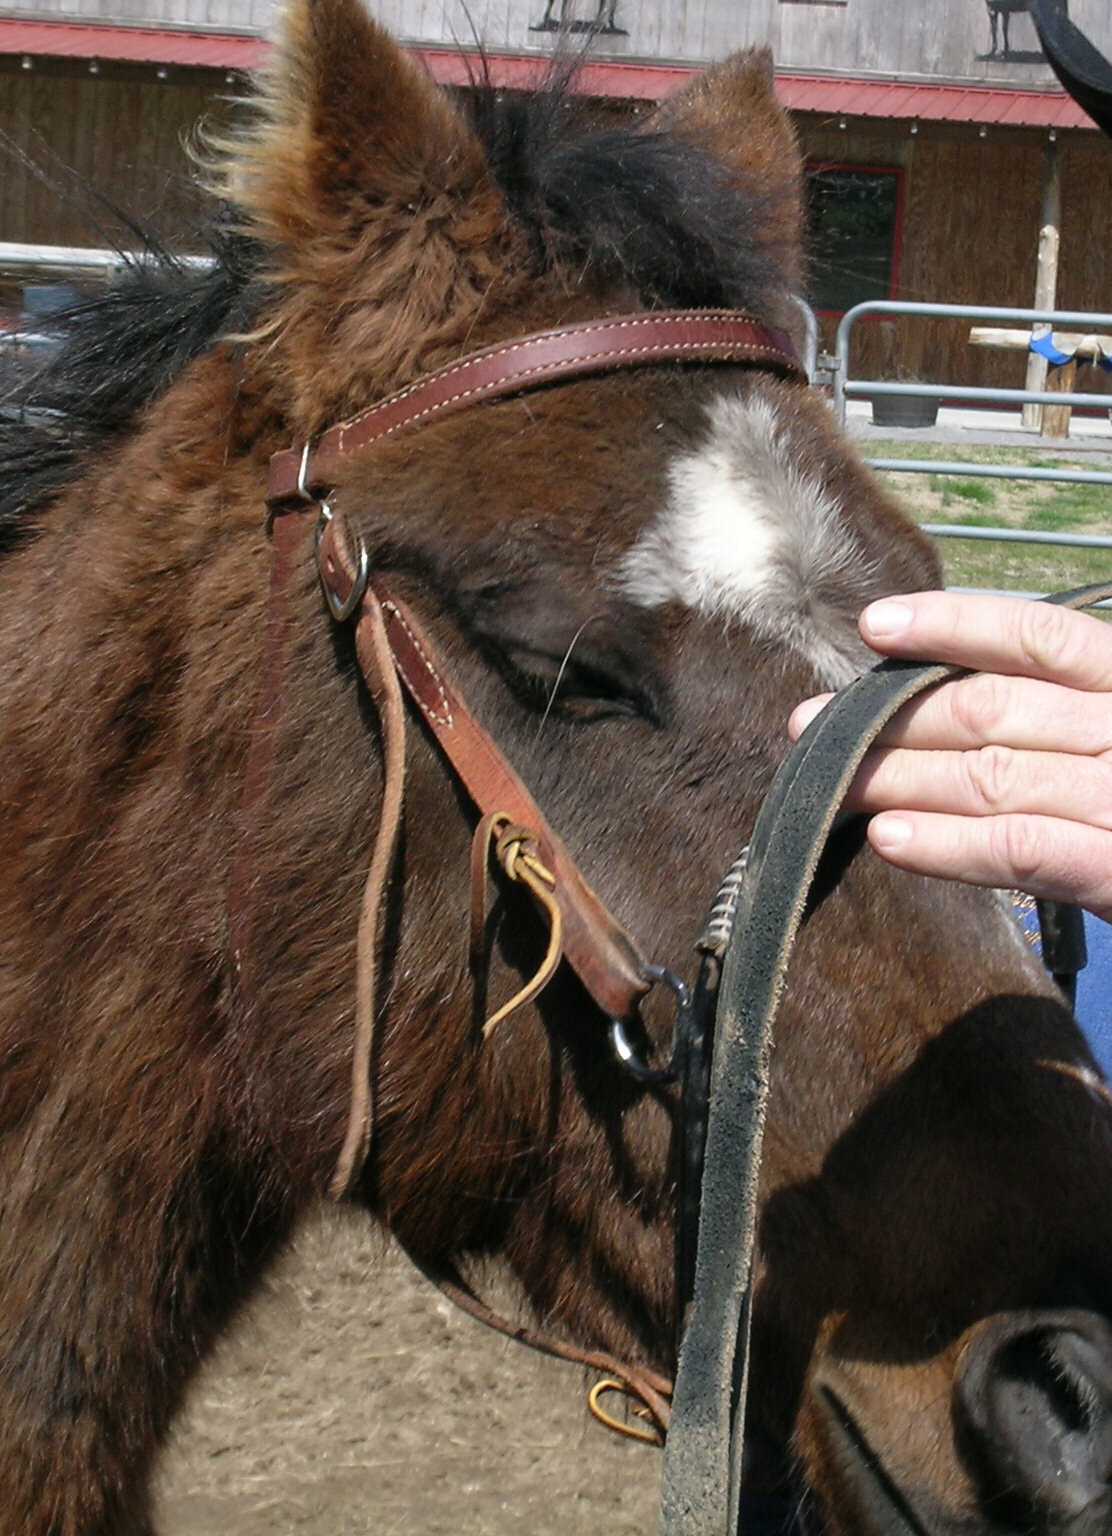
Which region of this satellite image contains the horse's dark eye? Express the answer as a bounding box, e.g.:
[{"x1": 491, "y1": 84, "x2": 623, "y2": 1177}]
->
[
  {"x1": 485, "y1": 642, "x2": 660, "y2": 724},
  {"x1": 556, "y1": 693, "x2": 642, "y2": 722},
  {"x1": 462, "y1": 587, "x2": 665, "y2": 726},
  {"x1": 543, "y1": 657, "x2": 656, "y2": 722},
  {"x1": 487, "y1": 643, "x2": 664, "y2": 726}
]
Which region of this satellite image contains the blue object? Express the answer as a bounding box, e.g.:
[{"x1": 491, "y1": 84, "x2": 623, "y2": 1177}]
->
[
  {"x1": 1029, "y1": 330, "x2": 1112, "y2": 373},
  {"x1": 1076, "y1": 912, "x2": 1112, "y2": 1073},
  {"x1": 1013, "y1": 900, "x2": 1112, "y2": 1073}
]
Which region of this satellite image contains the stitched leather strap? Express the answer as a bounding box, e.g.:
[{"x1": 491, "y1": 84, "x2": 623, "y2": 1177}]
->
[
  {"x1": 317, "y1": 515, "x2": 652, "y2": 1022},
  {"x1": 266, "y1": 310, "x2": 804, "y2": 506},
  {"x1": 660, "y1": 580, "x2": 1112, "y2": 1535}
]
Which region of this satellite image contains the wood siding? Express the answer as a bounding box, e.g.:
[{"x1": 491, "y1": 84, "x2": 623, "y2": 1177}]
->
[
  {"x1": 801, "y1": 117, "x2": 1112, "y2": 400},
  {"x1": 0, "y1": 57, "x2": 216, "y2": 252},
  {"x1": 6, "y1": 0, "x2": 1112, "y2": 86},
  {"x1": 10, "y1": 0, "x2": 274, "y2": 34}
]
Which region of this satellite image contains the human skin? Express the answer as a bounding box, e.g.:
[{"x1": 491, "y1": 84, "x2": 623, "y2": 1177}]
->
[{"x1": 788, "y1": 590, "x2": 1112, "y2": 923}]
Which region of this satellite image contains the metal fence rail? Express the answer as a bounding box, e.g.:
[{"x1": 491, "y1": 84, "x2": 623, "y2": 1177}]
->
[
  {"x1": 0, "y1": 334, "x2": 51, "y2": 351},
  {"x1": 872, "y1": 459, "x2": 1112, "y2": 486},
  {"x1": 831, "y1": 298, "x2": 1112, "y2": 583},
  {"x1": 0, "y1": 240, "x2": 210, "y2": 278},
  {"x1": 791, "y1": 294, "x2": 819, "y2": 384},
  {"x1": 832, "y1": 299, "x2": 1112, "y2": 426},
  {"x1": 923, "y1": 524, "x2": 1112, "y2": 548}
]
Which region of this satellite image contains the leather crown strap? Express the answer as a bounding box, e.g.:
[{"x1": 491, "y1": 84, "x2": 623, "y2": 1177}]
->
[{"x1": 268, "y1": 309, "x2": 806, "y2": 1037}]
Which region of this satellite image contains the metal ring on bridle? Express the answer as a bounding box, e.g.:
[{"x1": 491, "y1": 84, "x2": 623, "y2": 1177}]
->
[
  {"x1": 315, "y1": 503, "x2": 370, "y2": 624},
  {"x1": 610, "y1": 965, "x2": 692, "y2": 1086}
]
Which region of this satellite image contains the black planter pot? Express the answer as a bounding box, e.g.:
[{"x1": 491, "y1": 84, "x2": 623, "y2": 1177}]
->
[{"x1": 870, "y1": 391, "x2": 940, "y2": 428}]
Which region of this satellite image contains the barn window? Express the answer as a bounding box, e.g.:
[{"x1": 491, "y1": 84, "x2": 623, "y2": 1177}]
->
[{"x1": 805, "y1": 164, "x2": 904, "y2": 315}]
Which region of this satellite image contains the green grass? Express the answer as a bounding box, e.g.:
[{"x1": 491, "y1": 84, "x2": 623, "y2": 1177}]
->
[
  {"x1": 927, "y1": 540, "x2": 1112, "y2": 595},
  {"x1": 869, "y1": 438, "x2": 1112, "y2": 593},
  {"x1": 928, "y1": 476, "x2": 999, "y2": 509}
]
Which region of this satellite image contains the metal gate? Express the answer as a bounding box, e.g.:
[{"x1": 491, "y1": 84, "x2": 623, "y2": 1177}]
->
[{"x1": 831, "y1": 298, "x2": 1112, "y2": 593}]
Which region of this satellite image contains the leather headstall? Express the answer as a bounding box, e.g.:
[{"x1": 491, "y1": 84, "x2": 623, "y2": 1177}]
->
[
  {"x1": 254, "y1": 303, "x2": 1110, "y2": 1486},
  {"x1": 251, "y1": 307, "x2": 804, "y2": 1443},
  {"x1": 261, "y1": 307, "x2": 804, "y2": 1153}
]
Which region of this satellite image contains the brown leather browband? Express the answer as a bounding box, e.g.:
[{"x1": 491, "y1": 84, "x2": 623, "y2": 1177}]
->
[{"x1": 266, "y1": 309, "x2": 804, "y2": 506}]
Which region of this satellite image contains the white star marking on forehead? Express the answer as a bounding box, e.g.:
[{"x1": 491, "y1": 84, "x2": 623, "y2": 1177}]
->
[{"x1": 617, "y1": 393, "x2": 876, "y2": 687}]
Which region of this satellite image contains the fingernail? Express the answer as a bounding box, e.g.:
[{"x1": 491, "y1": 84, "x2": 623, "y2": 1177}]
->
[
  {"x1": 862, "y1": 600, "x2": 913, "y2": 639},
  {"x1": 871, "y1": 815, "x2": 913, "y2": 851},
  {"x1": 789, "y1": 696, "x2": 830, "y2": 737}
]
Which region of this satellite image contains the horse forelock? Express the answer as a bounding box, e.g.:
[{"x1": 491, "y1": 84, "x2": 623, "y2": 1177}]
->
[{"x1": 616, "y1": 387, "x2": 886, "y2": 689}]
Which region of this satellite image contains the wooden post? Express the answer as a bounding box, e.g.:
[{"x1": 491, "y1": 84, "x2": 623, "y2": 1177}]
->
[
  {"x1": 1042, "y1": 357, "x2": 1078, "y2": 438},
  {"x1": 970, "y1": 330, "x2": 1109, "y2": 439},
  {"x1": 1023, "y1": 133, "x2": 1062, "y2": 431}
]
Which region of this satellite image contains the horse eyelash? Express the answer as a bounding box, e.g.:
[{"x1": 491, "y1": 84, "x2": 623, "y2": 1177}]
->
[{"x1": 534, "y1": 613, "x2": 603, "y2": 741}]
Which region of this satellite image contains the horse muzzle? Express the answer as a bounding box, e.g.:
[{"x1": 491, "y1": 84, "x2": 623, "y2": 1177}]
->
[
  {"x1": 804, "y1": 1308, "x2": 1112, "y2": 1536},
  {"x1": 956, "y1": 1308, "x2": 1112, "y2": 1534}
]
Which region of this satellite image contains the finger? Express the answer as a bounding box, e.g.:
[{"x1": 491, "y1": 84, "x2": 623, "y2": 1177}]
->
[
  {"x1": 865, "y1": 810, "x2": 1112, "y2": 923},
  {"x1": 868, "y1": 673, "x2": 1112, "y2": 756},
  {"x1": 788, "y1": 694, "x2": 833, "y2": 739},
  {"x1": 858, "y1": 591, "x2": 1112, "y2": 693},
  {"x1": 846, "y1": 745, "x2": 1112, "y2": 830}
]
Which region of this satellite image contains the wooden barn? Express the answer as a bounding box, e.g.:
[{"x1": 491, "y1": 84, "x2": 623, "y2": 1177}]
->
[{"x1": 1, "y1": 0, "x2": 1110, "y2": 395}]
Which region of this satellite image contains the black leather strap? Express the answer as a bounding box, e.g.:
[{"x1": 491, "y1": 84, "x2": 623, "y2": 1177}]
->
[{"x1": 660, "y1": 579, "x2": 1112, "y2": 1535}]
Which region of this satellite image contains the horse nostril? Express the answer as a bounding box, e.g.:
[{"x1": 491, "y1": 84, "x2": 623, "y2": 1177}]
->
[{"x1": 956, "y1": 1310, "x2": 1112, "y2": 1530}]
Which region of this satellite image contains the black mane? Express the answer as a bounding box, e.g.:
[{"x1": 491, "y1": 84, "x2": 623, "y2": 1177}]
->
[
  {"x1": 467, "y1": 81, "x2": 783, "y2": 312},
  {"x1": 0, "y1": 77, "x2": 783, "y2": 553},
  {"x1": 0, "y1": 229, "x2": 262, "y2": 554}
]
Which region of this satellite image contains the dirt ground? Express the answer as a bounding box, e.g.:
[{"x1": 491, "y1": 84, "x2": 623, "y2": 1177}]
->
[{"x1": 154, "y1": 1207, "x2": 661, "y2": 1536}]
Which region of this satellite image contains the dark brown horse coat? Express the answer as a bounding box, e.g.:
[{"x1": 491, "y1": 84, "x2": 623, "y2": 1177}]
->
[{"x1": 1, "y1": 3, "x2": 1111, "y2": 1532}]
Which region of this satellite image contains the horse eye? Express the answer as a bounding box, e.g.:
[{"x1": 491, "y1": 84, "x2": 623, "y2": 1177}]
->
[
  {"x1": 552, "y1": 689, "x2": 643, "y2": 722},
  {"x1": 547, "y1": 661, "x2": 652, "y2": 722},
  {"x1": 526, "y1": 650, "x2": 667, "y2": 727},
  {"x1": 488, "y1": 644, "x2": 659, "y2": 724},
  {"x1": 462, "y1": 593, "x2": 664, "y2": 725}
]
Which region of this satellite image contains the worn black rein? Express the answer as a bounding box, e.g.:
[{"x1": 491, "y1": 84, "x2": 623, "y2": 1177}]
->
[{"x1": 662, "y1": 579, "x2": 1112, "y2": 1536}]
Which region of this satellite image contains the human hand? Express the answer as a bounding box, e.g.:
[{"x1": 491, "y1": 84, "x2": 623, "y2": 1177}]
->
[{"x1": 788, "y1": 591, "x2": 1112, "y2": 923}]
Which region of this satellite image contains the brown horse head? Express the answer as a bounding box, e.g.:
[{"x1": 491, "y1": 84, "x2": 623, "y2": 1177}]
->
[{"x1": 0, "y1": 3, "x2": 1110, "y2": 1531}]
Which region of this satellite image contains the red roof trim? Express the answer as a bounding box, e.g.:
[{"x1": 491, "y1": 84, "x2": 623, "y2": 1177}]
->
[
  {"x1": 419, "y1": 45, "x2": 693, "y2": 101},
  {"x1": 0, "y1": 18, "x2": 1096, "y2": 130},
  {"x1": 777, "y1": 72, "x2": 1094, "y2": 129},
  {"x1": 0, "y1": 19, "x2": 268, "y2": 70}
]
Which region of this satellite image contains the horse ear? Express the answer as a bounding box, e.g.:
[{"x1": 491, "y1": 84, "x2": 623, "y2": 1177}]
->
[
  {"x1": 231, "y1": 0, "x2": 498, "y2": 247},
  {"x1": 227, "y1": 0, "x2": 516, "y2": 426},
  {"x1": 648, "y1": 48, "x2": 804, "y2": 291}
]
